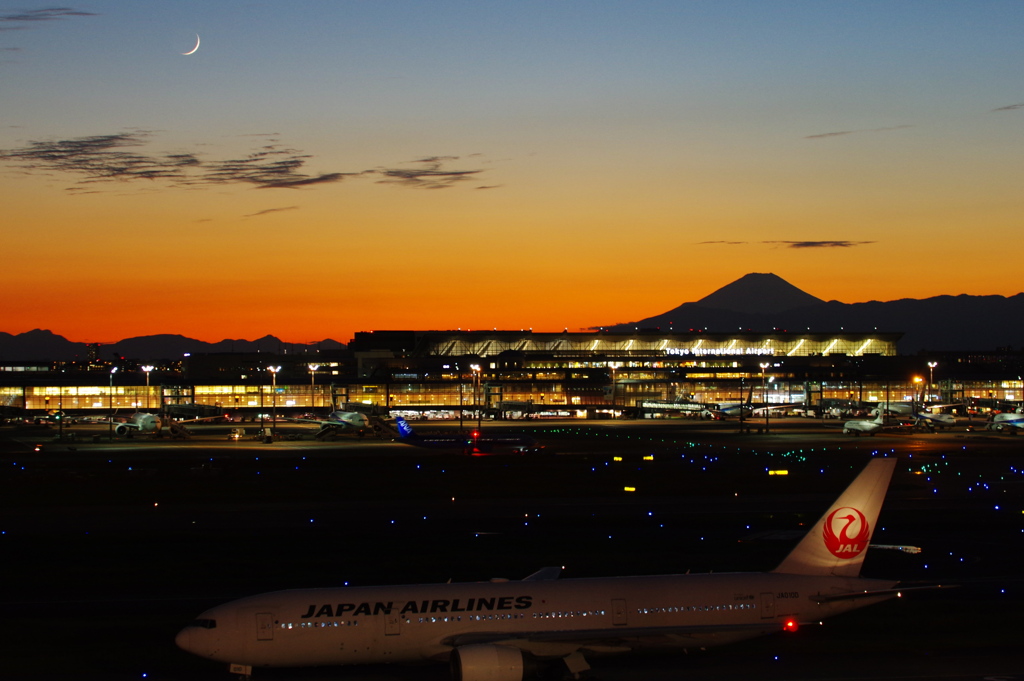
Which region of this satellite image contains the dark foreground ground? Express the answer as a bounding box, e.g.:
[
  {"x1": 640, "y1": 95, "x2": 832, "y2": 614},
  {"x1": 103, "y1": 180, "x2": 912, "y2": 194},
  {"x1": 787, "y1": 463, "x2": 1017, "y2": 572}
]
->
[{"x1": 1, "y1": 419, "x2": 1021, "y2": 680}]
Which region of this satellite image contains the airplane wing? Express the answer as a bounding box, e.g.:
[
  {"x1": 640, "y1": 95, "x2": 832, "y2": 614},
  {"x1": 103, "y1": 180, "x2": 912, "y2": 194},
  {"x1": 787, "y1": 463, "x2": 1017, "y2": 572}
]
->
[{"x1": 812, "y1": 583, "x2": 954, "y2": 604}]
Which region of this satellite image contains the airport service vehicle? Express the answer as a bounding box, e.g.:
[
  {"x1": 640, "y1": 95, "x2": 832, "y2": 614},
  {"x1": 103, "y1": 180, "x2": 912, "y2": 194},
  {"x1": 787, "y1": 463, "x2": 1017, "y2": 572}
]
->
[{"x1": 177, "y1": 458, "x2": 913, "y2": 680}]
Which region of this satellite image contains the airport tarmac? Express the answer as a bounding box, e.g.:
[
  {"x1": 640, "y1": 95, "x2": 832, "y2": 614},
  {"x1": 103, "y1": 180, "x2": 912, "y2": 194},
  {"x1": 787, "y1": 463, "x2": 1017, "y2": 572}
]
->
[{"x1": 1, "y1": 418, "x2": 1021, "y2": 680}]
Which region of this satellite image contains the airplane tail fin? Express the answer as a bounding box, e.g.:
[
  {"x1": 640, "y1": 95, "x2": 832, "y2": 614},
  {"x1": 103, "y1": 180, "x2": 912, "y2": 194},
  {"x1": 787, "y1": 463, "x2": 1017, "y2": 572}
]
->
[
  {"x1": 772, "y1": 458, "x2": 896, "y2": 577},
  {"x1": 395, "y1": 416, "x2": 416, "y2": 439}
]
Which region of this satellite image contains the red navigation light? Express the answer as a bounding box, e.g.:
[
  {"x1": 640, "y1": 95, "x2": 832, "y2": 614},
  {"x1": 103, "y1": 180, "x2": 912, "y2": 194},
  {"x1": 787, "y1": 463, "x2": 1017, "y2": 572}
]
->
[
  {"x1": 471, "y1": 430, "x2": 480, "y2": 439},
  {"x1": 783, "y1": 618, "x2": 799, "y2": 632}
]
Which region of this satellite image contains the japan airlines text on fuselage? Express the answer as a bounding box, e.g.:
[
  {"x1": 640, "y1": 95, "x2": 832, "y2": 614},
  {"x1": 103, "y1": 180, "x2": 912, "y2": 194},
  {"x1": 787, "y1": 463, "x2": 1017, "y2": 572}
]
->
[{"x1": 177, "y1": 459, "x2": 904, "y2": 680}]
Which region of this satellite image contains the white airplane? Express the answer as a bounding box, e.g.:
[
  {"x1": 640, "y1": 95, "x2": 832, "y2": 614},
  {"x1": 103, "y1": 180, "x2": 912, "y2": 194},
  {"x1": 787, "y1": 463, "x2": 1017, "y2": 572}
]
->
[
  {"x1": 987, "y1": 408, "x2": 1023, "y2": 434},
  {"x1": 94, "y1": 411, "x2": 227, "y2": 438},
  {"x1": 94, "y1": 412, "x2": 191, "y2": 438},
  {"x1": 884, "y1": 402, "x2": 958, "y2": 430},
  {"x1": 842, "y1": 409, "x2": 887, "y2": 436},
  {"x1": 285, "y1": 410, "x2": 370, "y2": 438},
  {"x1": 177, "y1": 458, "x2": 917, "y2": 680}
]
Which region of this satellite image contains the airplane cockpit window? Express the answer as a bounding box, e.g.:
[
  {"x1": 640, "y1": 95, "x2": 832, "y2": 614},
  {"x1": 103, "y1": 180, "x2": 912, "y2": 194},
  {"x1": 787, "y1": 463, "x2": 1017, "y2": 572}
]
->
[{"x1": 190, "y1": 619, "x2": 217, "y2": 629}]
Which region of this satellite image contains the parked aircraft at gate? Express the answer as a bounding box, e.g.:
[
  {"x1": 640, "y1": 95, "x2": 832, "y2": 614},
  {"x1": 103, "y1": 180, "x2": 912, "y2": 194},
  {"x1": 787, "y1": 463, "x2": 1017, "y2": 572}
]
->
[
  {"x1": 988, "y1": 408, "x2": 1024, "y2": 433},
  {"x1": 842, "y1": 409, "x2": 889, "y2": 436},
  {"x1": 177, "y1": 458, "x2": 921, "y2": 680},
  {"x1": 95, "y1": 412, "x2": 203, "y2": 438},
  {"x1": 885, "y1": 402, "x2": 958, "y2": 430},
  {"x1": 285, "y1": 410, "x2": 370, "y2": 437}
]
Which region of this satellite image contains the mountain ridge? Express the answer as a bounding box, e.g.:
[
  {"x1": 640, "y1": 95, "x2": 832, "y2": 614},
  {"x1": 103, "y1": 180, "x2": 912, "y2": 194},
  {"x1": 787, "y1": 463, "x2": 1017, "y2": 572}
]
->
[
  {"x1": 0, "y1": 330, "x2": 344, "y2": 362},
  {"x1": 602, "y1": 274, "x2": 1024, "y2": 352}
]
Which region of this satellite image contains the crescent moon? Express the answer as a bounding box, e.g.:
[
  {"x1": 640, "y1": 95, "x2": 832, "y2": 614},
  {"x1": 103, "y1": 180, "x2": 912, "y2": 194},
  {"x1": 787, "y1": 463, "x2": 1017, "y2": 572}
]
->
[{"x1": 182, "y1": 34, "x2": 200, "y2": 56}]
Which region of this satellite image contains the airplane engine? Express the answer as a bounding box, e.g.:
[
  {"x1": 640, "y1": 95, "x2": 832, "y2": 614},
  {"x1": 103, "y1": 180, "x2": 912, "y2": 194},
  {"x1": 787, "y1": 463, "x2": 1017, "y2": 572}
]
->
[
  {"x1": 450, "y1": 644, "x2": 526, "y2": 681},
  {"x1": 114, "y1": 424, "x2": 132, "y2": 437}
]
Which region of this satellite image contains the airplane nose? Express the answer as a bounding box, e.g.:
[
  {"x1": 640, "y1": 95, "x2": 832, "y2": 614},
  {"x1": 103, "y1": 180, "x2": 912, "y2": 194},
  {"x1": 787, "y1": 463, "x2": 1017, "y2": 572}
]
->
[{"x1": 174, "y1": 627, "x2": 191, "y2": 652}]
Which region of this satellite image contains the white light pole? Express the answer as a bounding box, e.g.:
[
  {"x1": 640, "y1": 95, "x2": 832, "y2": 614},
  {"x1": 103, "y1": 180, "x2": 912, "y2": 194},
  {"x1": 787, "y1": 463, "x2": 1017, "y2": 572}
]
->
[
  {"x1": 142, "y1": 365, "x2": 154, "y2": 410},
  {"x1": 308, "y1": 364, "x2": 320, "y2": 410},
  {"x1": 268, "y1": 366, "x2": 281, "y2": 436},
  {"x1": 927, "y1": 361, "x2": 937, "y2": 402},
  {"x1": 471, "y1": 364, "x2": 482, "y2": 431},
  {"x1": 109, "y1": 367, "x2": 118, "y2": 440},
  {"x1": 760, "y1": 362, "x2": 770, "y2": 433}
]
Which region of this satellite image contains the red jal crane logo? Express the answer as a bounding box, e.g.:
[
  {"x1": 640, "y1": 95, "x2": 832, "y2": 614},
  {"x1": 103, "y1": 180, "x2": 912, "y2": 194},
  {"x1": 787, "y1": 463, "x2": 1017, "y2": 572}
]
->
[{"x1": 823, "y1": 507, "x2": 870, "y2": 558}]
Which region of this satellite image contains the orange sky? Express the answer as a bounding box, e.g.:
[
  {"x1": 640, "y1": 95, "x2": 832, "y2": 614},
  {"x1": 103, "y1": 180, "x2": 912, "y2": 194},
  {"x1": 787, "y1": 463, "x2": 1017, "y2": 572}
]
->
[{"x1": 3, "y1": 3, "x2": 1022, "y2": 343}]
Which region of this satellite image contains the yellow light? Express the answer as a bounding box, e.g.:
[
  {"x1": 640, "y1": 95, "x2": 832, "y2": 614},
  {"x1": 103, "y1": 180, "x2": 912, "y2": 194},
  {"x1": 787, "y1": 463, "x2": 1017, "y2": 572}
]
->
[
  {"x1": 643, "y1": 455, "x2": 654, "y2": 461},
  {"x1": 768, "y1": 469, "x2": 789, "y2": 476},
  {"x1": 613, "y1": 456, "x2": 623, "y2": 462},
  {"x1": 623, "y1": 486, "x2": 636, "y2": 492}
]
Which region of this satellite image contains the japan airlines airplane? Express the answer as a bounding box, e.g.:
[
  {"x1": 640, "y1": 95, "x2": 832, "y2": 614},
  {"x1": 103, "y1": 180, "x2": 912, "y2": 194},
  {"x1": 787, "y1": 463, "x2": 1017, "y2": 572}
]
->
[
  {"x1": 285, "y1": 410, "x2": 370, "y2": 437},
  {"x1": 177, "y1": 458, "x2": 909, "y2": 680}
]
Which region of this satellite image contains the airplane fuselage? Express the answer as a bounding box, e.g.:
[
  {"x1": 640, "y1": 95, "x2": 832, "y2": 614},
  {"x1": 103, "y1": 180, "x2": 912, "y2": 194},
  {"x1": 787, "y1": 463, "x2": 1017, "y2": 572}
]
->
[
  {"x1": 176, "y1": 572, "x2": 896, "y2": 668},
  {"x1": 989, "y1": 412, "x2": 1023, "y2": 432}
]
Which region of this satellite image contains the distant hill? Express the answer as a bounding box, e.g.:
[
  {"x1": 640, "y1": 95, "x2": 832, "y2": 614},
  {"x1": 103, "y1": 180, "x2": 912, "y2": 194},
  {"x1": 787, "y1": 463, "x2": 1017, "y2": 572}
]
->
[
  {"x1": 600, "y1": 273, "x2": 1024, "y2": 353},
  {"x1": 0, "y1": 330, "x2": 344, "y2": 362}
]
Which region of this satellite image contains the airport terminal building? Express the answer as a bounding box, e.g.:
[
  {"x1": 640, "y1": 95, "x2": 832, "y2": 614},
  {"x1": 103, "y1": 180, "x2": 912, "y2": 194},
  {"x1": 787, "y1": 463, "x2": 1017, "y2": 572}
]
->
[{"x1": 3, "y1": 329, "x2": 1021, "y2": 419}]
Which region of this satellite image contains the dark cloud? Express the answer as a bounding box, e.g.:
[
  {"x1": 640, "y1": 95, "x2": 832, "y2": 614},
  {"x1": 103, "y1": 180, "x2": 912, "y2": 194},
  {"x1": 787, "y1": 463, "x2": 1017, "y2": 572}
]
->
[
  {"x1": 805, "y1": 125, "x2": 911, "y2": 140},
  {"x1": 375, "y1": 157, "x2": 482, "y2": 189},
  {"x1": 992, "y1": 103, "x2": 1024, "y2": 112},
  {"x1": 199, "y1": 144, "x2": 361, "y2": 189},
  {"x1": 698, "y1": 240, "x2": 874, "y2": 249},
  {"x1": 805, "y1": 130, "x2": 855, "y2": 139},
  {"x1": 763, "y1": 240, "x2": 875, "y2": 249},
  {"x1": 1, "y1": 131, "x2": 489, "y2": 193},
  {"x1": 0, "y1": 7, "x2": 97, "y2": 30},
  {"x1": 244, "y1": 205, "x2": 300, "y2": 218},
  {"x1": 0, "y1": 131, "x2": 200, "y2": 185}
]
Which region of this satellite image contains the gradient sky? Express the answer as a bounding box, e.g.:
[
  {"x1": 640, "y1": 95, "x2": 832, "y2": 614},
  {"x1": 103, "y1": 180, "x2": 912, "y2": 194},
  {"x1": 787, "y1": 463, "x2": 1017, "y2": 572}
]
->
[{"x1": 3, "y1": 1, "x2": 1023, "y2": 343}]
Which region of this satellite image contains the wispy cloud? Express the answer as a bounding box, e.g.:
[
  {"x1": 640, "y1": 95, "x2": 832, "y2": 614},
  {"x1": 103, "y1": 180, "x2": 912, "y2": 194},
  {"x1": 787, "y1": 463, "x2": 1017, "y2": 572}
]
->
[
  {"x1": 244, "y1": 205, "x2": 300, "y2": 218},
  {"x1": 992, "y1": 103, "x2": 1024, "y2": 112},
  {"x1": 375, "y1": 156, "x2": 483, "y2": 189},
  {"x1": 199, "y1": 144, "x2": 360, "y2": 189},
  {"x1": 805, "y1": 125, "x2": 911, "y2": 140},
  {"x1": 764, "y1": 240, "x2": 875, "y2": 249},
  {"x1": 698, "y1": 240, "x2": 875, "y2": 249},
  {"x1": 0, "y1": 7, "x2": 97, "y2": 30},
  {"x1": 0, "y1": 131, "x2": 491, "y2": 193},
  {"x1": 0, "y1": 131, "x2": 200, "y2": 190}
]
